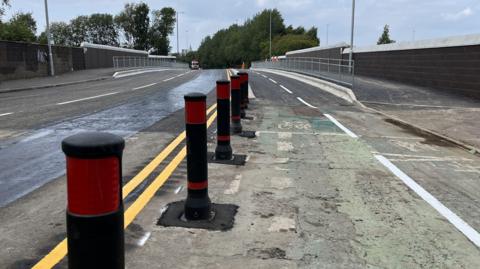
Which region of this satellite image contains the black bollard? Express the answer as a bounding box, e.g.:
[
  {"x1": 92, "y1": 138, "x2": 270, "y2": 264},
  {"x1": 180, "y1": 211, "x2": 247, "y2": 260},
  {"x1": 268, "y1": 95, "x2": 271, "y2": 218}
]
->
[
  {"x1": 184, "y1": 93, "x2": 211, "y2": 220},
  {"x1": 239, "y1": 72, "x2": 249, "y2": 109},
  {"x1": 238, "y1": 72, "x2": 247, "y2": 118},
  {"x1": 62, "y1": 132, "x2": 125, "y2": 269},
  {"x1": 230, "y1": 75, "x2": 243, "y2": 134},
  {"x1": 215, "y1": 80, "x2": 233, "y2": 160}
]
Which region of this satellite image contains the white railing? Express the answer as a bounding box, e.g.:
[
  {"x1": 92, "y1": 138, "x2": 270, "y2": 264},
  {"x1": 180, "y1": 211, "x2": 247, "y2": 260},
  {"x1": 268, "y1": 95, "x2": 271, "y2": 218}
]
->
[
  {"x1": 251, "y1": 57, "x2": 355, "y2": 89},
  {"x1": 113, "y1": 56, "x2": 189, "y2": 70}
]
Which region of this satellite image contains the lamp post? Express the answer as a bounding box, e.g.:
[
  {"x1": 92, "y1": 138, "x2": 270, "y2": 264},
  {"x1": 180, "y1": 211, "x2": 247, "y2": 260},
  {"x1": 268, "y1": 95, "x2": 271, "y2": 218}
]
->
[
  {"x1": 348, "y1": 0, "x2": 355, "y2": 71},
  {"x1": 44, "y1": 0, "x2": 55, "y2": 76},
  {"x1": 176, "y1": 11, "x2": 185, "y2": 55},
  {"x1": 269, "y1": 10, "x2": 272, "y2": 60}
]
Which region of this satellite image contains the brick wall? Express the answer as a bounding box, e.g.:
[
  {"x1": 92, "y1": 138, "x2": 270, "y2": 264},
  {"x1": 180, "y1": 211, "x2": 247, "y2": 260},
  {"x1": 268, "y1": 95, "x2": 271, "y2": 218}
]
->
[
  {"x1": 348, "y1": 45, "x2": 480, "y2": 97},
  {"x1": 0, "y1": 41, "x2": 85, "y2": 81}
]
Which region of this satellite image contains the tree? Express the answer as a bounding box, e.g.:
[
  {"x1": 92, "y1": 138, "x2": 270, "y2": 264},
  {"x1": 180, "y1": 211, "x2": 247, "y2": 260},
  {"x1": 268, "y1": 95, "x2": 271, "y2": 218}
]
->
[
  {"x1": 0, "y1": 12, "x2": 37, "y2": 42},
  {"x1": 115, "y1": 2, "x2": 150, "y2": 49},
  {"x1": 70, "y1": 15, "x2": 89, "y2": 46},
  {"x1": 49, "y1": 22, "x2": 73, "y2": 45},
  {"x1": 196, "y1": 8, "x2": 318, "y2": 68},
  {"x1": 0, "y1": 0, "x2": 9, "y2": 18},
  {"x1": 377, "y1": 24, "x2": 395, "y2": 45},
  {"x1": 149, "y1": 7, "x2": 176, "y2": 55},
  {"x1": 44, "y1": 14, "x2": 118, "y2": 47},
  {"x1": 87, "y1": 14, "x2": 118, "y2": 46}
]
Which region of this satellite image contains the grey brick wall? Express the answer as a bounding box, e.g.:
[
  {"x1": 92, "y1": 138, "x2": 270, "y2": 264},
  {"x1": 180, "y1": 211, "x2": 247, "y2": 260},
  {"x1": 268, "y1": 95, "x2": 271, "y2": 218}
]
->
[{"x1": 349, "y1": 45, "x2": 480, "y2": 97}]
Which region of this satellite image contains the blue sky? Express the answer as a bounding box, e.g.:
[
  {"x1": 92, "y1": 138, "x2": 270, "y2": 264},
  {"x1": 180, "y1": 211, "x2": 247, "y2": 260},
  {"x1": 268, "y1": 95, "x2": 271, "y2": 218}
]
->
[{"x1": 3, "y1": 0, "x2": 479, "y2": 51}]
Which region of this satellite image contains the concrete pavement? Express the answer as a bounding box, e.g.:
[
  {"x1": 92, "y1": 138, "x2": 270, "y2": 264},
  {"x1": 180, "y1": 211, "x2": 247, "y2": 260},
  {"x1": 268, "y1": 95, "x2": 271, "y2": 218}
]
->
[{"x1": 1, "y1": 68, "x2": 480, "y2": 268}]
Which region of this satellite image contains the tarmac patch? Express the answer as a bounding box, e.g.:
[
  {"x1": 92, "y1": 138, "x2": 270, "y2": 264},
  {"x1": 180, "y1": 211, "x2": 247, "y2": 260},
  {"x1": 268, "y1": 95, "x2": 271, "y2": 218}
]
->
[{"x1": 157, "y1": 200, "x2": 238, "y2": 231}]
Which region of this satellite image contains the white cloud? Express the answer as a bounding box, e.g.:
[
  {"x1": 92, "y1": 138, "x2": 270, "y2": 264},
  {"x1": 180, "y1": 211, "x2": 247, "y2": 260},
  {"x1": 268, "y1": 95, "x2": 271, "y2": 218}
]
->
[{"x1": 442, "y1": 7, "x2": 473, "y2": 21}]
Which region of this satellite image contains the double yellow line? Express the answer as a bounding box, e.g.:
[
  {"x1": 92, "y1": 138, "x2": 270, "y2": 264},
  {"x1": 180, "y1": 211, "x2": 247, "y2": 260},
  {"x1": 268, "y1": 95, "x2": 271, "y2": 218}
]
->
[{"x1": 32, "y1": 70, "x2": 232, "y2": 269}]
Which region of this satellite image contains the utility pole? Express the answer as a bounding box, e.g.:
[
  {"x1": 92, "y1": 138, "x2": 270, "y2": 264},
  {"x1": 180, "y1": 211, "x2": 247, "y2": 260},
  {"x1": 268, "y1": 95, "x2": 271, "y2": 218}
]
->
[
  {"x1": 269, "y1": 10, "x2": 272, "y2": 60},
  {"x1": 44, "y1": 0, "x2": 55, "y2": 76},
  {"x1": 176, "y1": 12, "x2": 179, "y2": 55},
  {"x1": 349, "y1": 0, "x2": 355, "y2": 71},
  {"x1": 176, "y1": 11, "x2": 185, "y2": 55}
]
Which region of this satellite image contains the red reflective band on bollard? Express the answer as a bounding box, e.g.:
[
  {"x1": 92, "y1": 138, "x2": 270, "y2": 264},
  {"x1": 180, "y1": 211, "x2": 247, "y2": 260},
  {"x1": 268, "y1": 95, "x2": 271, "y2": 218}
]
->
[
  {"x1": 185, "y1": 101, "x2": 206, "y2": 124},
  {"x1": 217, "y1": 83, "x2": 230, "y2": 99},
  {"x1": 231, "y1": 76, "x2": 241, "y2": 89},
  {"x1": 217, "y1": 135, "x2": 230, "y2": 141},
  {"x1": 67, "y1": 156, "x2": 120, "y2": 215},
  {"x1": 188, "y1": 181, "x2": 208, "y2": 190},
  {"x1": 232, "y1": 115, "x2": 240, "y2": 120}
]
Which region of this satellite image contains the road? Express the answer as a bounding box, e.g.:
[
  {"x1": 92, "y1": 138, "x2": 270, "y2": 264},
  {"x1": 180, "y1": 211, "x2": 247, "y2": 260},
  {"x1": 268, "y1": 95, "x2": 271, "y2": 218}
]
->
[{"x1": 0, "y1": 68, "x2": 479, "y2": 268}]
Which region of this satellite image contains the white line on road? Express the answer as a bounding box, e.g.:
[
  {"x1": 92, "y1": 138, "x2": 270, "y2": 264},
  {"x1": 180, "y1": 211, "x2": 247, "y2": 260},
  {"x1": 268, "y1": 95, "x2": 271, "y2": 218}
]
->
[
  {"x1": 56, "y1": 92, "x2": 119, "y2": 105},
  {"x1": 280, "y1": 85, "x2": 293, "y2": 94},
  {"x1": 296, "y1": 97, "x2": 317, "y2": 109},
  {"x1": 269, "y1": 78, "x2": 278, "y2": 84},
  {"x1": 136, "y1": 232, "x2": 151, "y2": 247},
  {"x1": 375, "y1": 154, "x2": 480, "y2": 247},
  {"x1": 0, "y1": 112, "x2": 13, "y2": 117},
  {"x1": 324, "y1": 113, "x2": 358, "y2": 138},
  {"x1": 132, "y1": 82, "x2": 157, "y2": 90},
  {"x1": 163, "y1": 77, "x2": 175, "y2": 82},
  {"x1": 262, "y1": 75, "x2": 267, "y2": 78}
]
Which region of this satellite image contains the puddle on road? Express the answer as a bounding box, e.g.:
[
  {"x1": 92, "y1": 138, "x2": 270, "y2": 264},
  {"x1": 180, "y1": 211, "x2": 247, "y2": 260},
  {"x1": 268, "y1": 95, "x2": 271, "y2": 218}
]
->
[{"x1": 0, "y1": 70, "x2": 223, "y2": 207}]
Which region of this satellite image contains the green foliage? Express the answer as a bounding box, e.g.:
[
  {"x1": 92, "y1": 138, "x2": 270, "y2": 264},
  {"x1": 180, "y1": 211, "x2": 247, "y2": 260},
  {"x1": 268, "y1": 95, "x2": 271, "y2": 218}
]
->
[
  {"x1": 88, "y1": 14, "x2": 118, "y2": 46},
  {"x1": 149, "y1": 7, "x2": 176, "y2": 55},
  {"x1": 0, "y1": 12, "x2": 37, "y2": 42},
  {"x1": 377, "y1": 24, "x2": 395, "y2": 45},
  {"x1": 46, "y1": 14, "x2": 118, "y2": 46},
  {"x1": 115, "y1": 2, "x2": 150, "y2": 50},
  {"x1": 0, "y1": 0, "x2": 9, "y2": 18},
  {"x1": 196, "y1": 9, "x2": 319, "y2": 68},
  {"x1": 49, "y1": 22, "x2": 72, "y2": 45}
]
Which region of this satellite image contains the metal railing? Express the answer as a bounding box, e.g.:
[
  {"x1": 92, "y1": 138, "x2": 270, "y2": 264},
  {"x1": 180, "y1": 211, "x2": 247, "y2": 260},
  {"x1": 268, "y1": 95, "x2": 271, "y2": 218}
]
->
[
  {"x1": 113, "y1": 56, "x2": 189, "y2": 70},
  {"x1": 251, "y1": 57, "x2": 355, "y2": 89}
]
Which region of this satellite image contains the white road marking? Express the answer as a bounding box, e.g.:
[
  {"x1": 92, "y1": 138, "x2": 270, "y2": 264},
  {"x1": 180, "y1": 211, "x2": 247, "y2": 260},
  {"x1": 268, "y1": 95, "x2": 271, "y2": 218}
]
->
[
  {"x1": 268, "y1": 216, "x2": 296, "y2": 232},
  {"x1": 163, "y1": 77, "x2": 175, "y2": 82},
  {"x1": 0, "y1": 112, "x2": 13, "y2": 117},
  {"x1": 174, "y1": 186, "x2": 183, "y2": 194},
  {"x1": 248, "y1": 84, "x2": 256, "y2": 99},
  {"x1": 262, "y1": 75, "x2": 267, "y2": 78},
  {"x1": 375, "y1": 154, "x2": 480, "y2": 247},
  {"x1": 280, "y1": 85, "x2": 293, "y2": 94},
  {"x1": 277, "y1": 141, "x2": 294, "y2": 152},
  {"x1": 132, "y1": 82, "x2": 157, "y2": 90},
  {"x1": 57, "y1": 92, "x2": 118, "y2": 105},
  {"x1": 136, "y1": 232, "x2": 151, "y2": 247},
  {"x1": 269, "y1": 78, "x2": 278, "y2": 84},
  {"x1": 224, "y1": 175, "x2": 241, "y2": 195},
  {"x1": 296, "y1": 97, "x2": 317, "y2": 109},
  {"x1": 324, "y1": 113, "x2": 358, "y2": 138}
]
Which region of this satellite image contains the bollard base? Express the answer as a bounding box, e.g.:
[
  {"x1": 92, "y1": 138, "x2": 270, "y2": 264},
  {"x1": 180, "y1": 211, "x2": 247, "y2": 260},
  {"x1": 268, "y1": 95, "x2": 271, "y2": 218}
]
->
[
  {"x1": 214, "y1": 144, "x2": 233, "y2": 160},
  {"x1": 207, "y1": 152, "x2": 247, "y2": 166},
  {"x1": 158, "y1": 201, "x2": 238, "y2": 231}
]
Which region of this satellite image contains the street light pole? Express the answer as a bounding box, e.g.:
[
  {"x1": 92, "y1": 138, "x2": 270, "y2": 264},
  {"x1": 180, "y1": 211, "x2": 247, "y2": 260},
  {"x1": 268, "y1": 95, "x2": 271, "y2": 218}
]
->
[
  {"x1": 269, "y1": 10, "x2": 272, "y2": 60},
  {"x1": 176, "y1": 12, "x2": 179, "y2": 55},
  {"x1": 44, "y1": 0, "x2": 54, "y2": 76},
  {"x1": 176, "y1": 11, "x2": 185, "y2": 55},
  {"x1": 348, "y1": 0, "x2": 355, "y2": 71}
]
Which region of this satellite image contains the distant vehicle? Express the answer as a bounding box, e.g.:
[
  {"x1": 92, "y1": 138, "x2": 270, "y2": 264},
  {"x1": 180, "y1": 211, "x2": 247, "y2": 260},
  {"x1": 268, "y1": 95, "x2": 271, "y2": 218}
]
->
[{"x1": 191, "y1": 60, "x2": 200, "y2": 70}]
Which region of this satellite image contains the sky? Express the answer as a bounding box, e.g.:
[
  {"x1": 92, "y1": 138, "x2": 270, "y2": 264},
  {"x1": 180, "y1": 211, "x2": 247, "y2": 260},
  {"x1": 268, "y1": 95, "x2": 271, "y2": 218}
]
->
[{"x1": 3, "y1": 0, "x2": 480, "y2": 52}]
